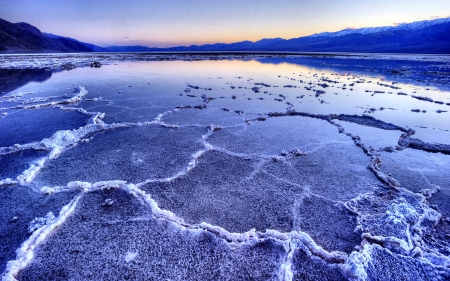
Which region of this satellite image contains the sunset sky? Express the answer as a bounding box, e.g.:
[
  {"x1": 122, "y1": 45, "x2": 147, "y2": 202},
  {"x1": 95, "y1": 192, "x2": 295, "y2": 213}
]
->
[{"x1": 1, "y1": 0, "x2": 449, "y2": 47}]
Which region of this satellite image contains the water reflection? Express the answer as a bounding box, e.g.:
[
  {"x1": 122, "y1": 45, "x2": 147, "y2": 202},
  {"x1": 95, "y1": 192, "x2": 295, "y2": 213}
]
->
[
  {"x1": 0, "y1": 69, "x2": 53, "y2": 95},
  {"x1": 1, "y1": 59, "x2": 449, "y2": 143},
  {"x1": 255, "y1": 57, "x2": 450, "y2": 90}
]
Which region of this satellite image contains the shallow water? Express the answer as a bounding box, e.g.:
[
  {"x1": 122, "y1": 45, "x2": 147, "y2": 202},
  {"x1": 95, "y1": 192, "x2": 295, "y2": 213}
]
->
[{"x1": 1, "y1": 55, "x2": 449, "y2": 280}]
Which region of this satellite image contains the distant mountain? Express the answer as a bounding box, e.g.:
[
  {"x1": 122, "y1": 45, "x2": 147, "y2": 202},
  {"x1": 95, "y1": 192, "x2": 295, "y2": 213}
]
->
[
  {"x1": 102, "y1": 45, "x2": 159, "y2": 52},
  {"x1": 1, "y1": 17, "x2": 449, "y2": 54},
  {"x1": 143, "y1": 17, "x2": 450, "y2": 54},
  {"x1": 308, "y1": 17, "x2": 450, "y2": 38},
  {"x1": 0, "y1": 18, "x2": 93, "y2": 53},
  {"x1": 42, "y1": 33, "x2": 108, "y2": 52}
]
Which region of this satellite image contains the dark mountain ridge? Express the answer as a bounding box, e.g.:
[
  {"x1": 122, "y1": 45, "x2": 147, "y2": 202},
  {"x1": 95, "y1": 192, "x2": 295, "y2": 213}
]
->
[
  {"x1": 152, "y1": 21, "x2": 450, "y2": 54},
  {"x1": 0, "y1": 18, "x2": 93, "y2": 53},
  {"x1": 42, "y1": 33, "x2": 107, "y2": 52},
  {"x1": 0, "y1": 69, "x2": 53, "y2": 94},
  {"x1": 1, "y1": 17, "x2": 449, "y2": 54}
]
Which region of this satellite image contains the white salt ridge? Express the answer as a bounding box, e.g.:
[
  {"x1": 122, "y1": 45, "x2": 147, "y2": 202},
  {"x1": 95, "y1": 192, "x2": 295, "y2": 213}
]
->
[
  {"x1": 343, "y1": 243, "x2": 450, "y2": 281},
  {"x1": 11, "y1": 126, "x2": 99, "y2": 185},
  {"x1": 1, "y1": 194, "x2": 82, "y2": 281},
  {"x1": 23, "y1": 86, "x2": 88, "y2": 109},
  {"x1": 175, "y1": 130, "x2": 213, "y2": 173},
  {"x1": 61, "y1": 107, "x2": 105, "y2": 125},
  {"x1": 1, "y1": 119, "x2": 135, "y2": 188},
  {"x1": 419, "y1": 185, "x2": 441, "y2": 200},
  {"x1": 342, "y1": 245, "x2": 373, "y2": 281},
  {"x1": 278, "y1": 241, "x2": 295, "y2": 281},
  {"x1": 1, "y1": 91, "x2": 103, "y2": 158},
  {"x1": 3, "y1": 109, "x2": 200, "y2": 190},
  {"x1": 328, "y1": 119, "x2": 404, "y2": 190},
  {"x1": 16, "y1": 158, "x2": 46, "y2": 185},
  {"x1": 84, "y1": 97, "x2": 110, "y2": 102},
  {"x1": 0, "y1": 178, "x2": 18, "y2": 187},
  {"x1": 2, "y1": 147, "x2": 446, "y2": 279},
  {"x1": 362, "y1": 233, "x2": 413, "y2": 256},
  {"x1": 41, "y1": 180, "x2": 127, "y2": 194},
  {"x1": 39, "y1": 121, "x2": 135, "y2": 152},
  {"x1": 346, "y1": 188, "x2": 448, "y2": 270},
  {"x1": 124, "y1": 183, "x2": 348, "y2": 263},
  {"x1": 152, "y1": 110, "x2": 179, "y2": 129},
  {"x1": 22, "y1": 96, "x2": 58, "y2": 105}
]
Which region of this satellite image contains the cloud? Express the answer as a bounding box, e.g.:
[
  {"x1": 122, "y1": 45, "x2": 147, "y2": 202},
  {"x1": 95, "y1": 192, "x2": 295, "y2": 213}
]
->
[{"x1": 124, "y1": 36, "x2": 130, "y2": 38}]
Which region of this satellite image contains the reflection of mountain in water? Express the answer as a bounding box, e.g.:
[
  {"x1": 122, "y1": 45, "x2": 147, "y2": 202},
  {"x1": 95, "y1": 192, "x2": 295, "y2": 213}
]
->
[
  {"x1": 0, "y1": 69, "x2": 52, "y2": 94},
  {"x1": 255, "y1": 57, "x2": 450, "y2": 90}
]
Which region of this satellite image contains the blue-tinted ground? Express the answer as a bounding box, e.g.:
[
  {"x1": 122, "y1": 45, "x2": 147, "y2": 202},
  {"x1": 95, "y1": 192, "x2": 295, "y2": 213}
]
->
[{"x1": 0, "y1": 54, "x2": 449, "y2": 281}]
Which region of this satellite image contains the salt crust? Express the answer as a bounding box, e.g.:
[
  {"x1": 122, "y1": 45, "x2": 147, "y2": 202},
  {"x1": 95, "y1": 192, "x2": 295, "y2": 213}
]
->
[
  {"x1": 5, "y1": 177, "x2": 449, "y2": 281},
  {"x1": 1, "y1": 82, "x2": 449, "y2": 280}
]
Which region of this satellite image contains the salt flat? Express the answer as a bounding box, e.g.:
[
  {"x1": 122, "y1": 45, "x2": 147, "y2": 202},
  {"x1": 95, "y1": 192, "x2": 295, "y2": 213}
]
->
[{"x1": 1, "y1": 53, "x2": 449, "y2": 281}]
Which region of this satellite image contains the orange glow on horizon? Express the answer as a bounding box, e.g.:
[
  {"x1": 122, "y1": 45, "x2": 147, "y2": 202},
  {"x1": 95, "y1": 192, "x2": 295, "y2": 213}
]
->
[{"x1": 1, "y1": 0, "x2": 449, "y2": 47}]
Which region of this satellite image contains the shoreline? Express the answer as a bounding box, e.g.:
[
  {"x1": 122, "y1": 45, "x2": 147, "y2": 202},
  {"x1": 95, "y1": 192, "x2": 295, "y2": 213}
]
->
[{"x1": 1, "y1": 52, "x2": 450, "y2": 70}]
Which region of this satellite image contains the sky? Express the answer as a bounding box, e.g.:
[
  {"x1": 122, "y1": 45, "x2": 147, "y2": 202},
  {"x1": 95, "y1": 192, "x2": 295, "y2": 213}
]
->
[{"x1": 1, "y1": 0, "x2": 449, "y2": 47}]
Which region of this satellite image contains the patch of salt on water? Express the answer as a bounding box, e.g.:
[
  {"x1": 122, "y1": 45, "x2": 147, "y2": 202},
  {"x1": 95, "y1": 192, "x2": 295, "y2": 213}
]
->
[
  {"x1": 124, "y1": 251, "x2": 138, "y2": 263},
  {"x1": 0, "y1": 178, "x2": 18, "y2": 187},
  {"x1": 23, "y1": 86, "x2": 88, "y2": 109},
  {"x1": 16, "y1": 158, "x2": 46, "y2": 185},
  {"x1": 27, "y1": 212, "x2": 55, "y2": 233}
]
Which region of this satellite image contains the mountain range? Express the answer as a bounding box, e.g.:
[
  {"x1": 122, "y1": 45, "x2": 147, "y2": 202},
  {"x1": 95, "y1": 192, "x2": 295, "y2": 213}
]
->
[
  {"x1": 1, "y1": 17, "x2": 449, "y2": 54},
  {"x1": 0, "y1": 18, "x2": 93, "y2": 53},
  {"x1": 307, "y1": 17, "x2": 450, "y2": 37}
]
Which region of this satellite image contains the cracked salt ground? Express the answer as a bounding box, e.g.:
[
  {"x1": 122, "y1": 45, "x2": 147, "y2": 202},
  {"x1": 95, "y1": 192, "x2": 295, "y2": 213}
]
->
[
  {"x1": 142, "y1": 124, "x2": 377, "y2": 253},
  {"x1": 0, "y1": 150, "x2": 47, "y2": 183},
  {"x1": 259, "y1": 143, "x2": 377, "y2": 202},
  {"x1": 347, "y1": 244, "x2": 446, "y2": 281},
  {"x1": 82, "y1": 103, "x2": 170, "y2": 124},
  {"x1": 1, "y1": 56, "x2": 450, "y2": 280},
  {"x1": 371, "y1": 109, "x2": 450, "y2": 146},
  {"x1": 293, "y1": 196, "x2": 361, "y2": 254},
  {"x1": 291, "y1": 243, "x2": 348, "y2": 281},
  {"x1": 333, "y1": 120, "x2": 403, "y2": 151},
  {"x1": 16, "y1": 189, "x2": 287, "y2": 281},
  {"x1": 207, "y1": 116, "x2": 349, "y2": 155},
  {"x1": 161, "y1": 107, "x2": 246, "y2": 127},
  {"x1": 0, "y1": 186, "x2": 79, "y2": 270},
  {"x1": 379, "y1": 149, "x2": 450, "y2": 215},
  {"x1": 346, "y1": 188, "x2": 436, "y2": 251},
  {"x1": 205, "y1": 91, "x2": 292, "y2": 115},
  {"x1": 32, "y1": 125, "x2": 206, "y2": 186},
  {"x1": 0, "y1": 107, "x2": 90, "y2": 148},
  {"x1": 79, "y1": 96, "x2": 183, "y2": 124}
]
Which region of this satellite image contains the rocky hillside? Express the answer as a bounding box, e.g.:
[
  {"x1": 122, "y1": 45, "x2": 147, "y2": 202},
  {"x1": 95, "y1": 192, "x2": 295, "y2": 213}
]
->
[{"x1": 0, "y1": 18, "x2": 93, "y2": 53}]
